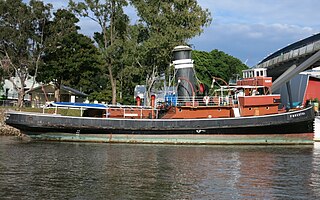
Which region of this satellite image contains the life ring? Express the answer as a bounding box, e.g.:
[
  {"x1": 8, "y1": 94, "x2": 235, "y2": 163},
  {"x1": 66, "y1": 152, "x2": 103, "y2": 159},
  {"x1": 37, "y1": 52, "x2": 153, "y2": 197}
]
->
[{"x1": 203, "y1": 96, "x2": 210, "y2": 105}]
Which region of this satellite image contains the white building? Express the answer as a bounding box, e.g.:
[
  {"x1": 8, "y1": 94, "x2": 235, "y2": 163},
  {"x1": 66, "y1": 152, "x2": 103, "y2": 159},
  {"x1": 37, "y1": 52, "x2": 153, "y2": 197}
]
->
[{"x1": 0, "y1": 75, "x2": 40, "y2": 101}]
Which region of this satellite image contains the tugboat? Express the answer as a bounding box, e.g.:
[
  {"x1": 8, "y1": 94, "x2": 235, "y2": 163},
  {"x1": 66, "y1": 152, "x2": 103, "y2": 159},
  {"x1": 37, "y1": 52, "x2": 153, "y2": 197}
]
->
[{"x1": 5, "y1": 46, "x2": 315, "y2": 144}]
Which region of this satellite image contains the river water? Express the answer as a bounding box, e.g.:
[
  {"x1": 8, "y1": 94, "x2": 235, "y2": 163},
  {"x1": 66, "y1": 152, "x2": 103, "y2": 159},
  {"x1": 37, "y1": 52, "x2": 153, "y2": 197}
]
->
[{"x1": 1, "y1": 136, "x2": 320, "y2": 199}]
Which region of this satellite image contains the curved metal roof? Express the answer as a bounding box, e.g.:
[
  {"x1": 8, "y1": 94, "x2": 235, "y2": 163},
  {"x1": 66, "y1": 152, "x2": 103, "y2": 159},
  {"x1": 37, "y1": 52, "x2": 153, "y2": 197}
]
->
[{"x1": 259, "y1": 33, "x2": 320, "y2": 64}]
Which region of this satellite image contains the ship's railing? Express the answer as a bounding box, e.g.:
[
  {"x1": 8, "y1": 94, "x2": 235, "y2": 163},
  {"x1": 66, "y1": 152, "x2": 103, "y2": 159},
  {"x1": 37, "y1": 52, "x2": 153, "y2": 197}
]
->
[
  {"x1": 168, "y1": 96, "x2": 236, "y2": 107},
  {"x1": 40, "y1": 103, "x2": 160, "y2": 119},
  {"x1": 106, "y1": 105, "x2": 159, "y2": 119}
]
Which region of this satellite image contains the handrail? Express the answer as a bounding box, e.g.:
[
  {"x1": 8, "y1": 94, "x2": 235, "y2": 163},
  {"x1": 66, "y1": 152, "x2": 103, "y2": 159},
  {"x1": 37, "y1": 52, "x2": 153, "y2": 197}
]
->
[
  {"x1": 174, "y1": 96, "x2": 235, "y2": 107},
  {"x1": 106, "y1": 106, "x2": 158, "y2": 119}
]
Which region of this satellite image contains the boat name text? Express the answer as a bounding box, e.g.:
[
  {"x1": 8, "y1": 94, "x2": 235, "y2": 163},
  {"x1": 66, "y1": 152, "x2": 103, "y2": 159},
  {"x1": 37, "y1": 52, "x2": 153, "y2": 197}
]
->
[{"x1": 289, "y1": 112, "x2": 306, "y2": 118}]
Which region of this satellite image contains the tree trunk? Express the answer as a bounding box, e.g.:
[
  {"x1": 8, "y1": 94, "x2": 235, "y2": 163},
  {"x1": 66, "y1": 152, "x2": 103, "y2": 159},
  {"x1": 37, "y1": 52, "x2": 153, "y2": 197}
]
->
[
  {"x1": 145, "y1": 66, "x2": 157, "y2": 106},
  {"x1": 54, "y1": 83, "x2": 61, "y2": 102},
  {"x1": 109, "y1": 1, "x2": 116, "y2": 105},
  {"x1": 17, "y1": 89, "x2": 25, "y2": 108},
  {"x1": 54, "y1": 88, "x2": 60, "y2": 102},
  {"x1": 146, "y1": 80, "x2": 155, "y2": 107},
  {"x1": 9, "y1": 76, "x2": 26, "y2": 108},
  {"x1": 107, "y1": 63, "x2": 117, "y2": 104},
  {"x1": 111, "y1": 77, "x2": 117, "y2": 105}
]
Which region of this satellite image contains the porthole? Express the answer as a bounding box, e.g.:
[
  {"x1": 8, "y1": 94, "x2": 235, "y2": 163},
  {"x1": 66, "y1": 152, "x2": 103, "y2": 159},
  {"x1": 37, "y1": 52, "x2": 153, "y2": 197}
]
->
[
  {"x1": 266, "y1": 106, "x2": 269, "y2": 110},
  {"x1": 249, "y1": 107, "x2": 252, "y2": 111},
  {"x1": 178, "y1": 108, "x2": 182, "y2": 112}
]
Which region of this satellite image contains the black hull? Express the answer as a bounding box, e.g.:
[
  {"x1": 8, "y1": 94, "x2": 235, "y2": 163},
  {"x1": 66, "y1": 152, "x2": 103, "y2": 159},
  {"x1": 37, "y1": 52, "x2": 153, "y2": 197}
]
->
[
  {"x1": 6, "y1": 106, "x2": 315, "y2": 136},
  {"x1": 7, "y1": 119, "x2": 314, "y2": 136}
]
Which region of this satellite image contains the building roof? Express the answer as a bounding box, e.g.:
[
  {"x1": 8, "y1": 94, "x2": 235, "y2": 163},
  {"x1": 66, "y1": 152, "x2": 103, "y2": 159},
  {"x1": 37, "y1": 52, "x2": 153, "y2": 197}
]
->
[
  {"x1": 61, "y1": 85, "x2": 88, "y2": 97},
  {"x1": 27, "y1": 84, "x2": 88, "y2": 97}
]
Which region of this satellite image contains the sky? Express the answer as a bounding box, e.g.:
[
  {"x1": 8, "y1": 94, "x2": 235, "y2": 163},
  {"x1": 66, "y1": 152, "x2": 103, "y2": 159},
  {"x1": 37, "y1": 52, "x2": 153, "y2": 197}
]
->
[{"x1": 28, "y1": 0, "x2": 320, "y2": 67}]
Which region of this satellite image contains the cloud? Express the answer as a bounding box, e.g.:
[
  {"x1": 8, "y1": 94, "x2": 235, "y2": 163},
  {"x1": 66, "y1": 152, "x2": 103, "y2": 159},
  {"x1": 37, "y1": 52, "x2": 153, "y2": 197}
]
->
[
  {"x1": 78, "y1": 18, "x2": 101, "y2": 37},
  {"x1": 200, "y1": 0, "x2": 320, "y2": 26},
  {"x1": 192, "y1": 0, "x2": 320, "y2": 66},
  {"x1": 39, "y1": 1, "x2": 137, "y2": 38},
  {"x1": 191, "y1": 22, "x2": 317, "y2": 66},
  {"x1": 25, "y1": 0, "x2": 320, "y2": 67}
]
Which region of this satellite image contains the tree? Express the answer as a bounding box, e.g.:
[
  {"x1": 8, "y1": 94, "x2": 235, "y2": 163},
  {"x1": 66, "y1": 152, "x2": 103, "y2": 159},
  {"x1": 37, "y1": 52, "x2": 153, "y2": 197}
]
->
[
  {"x1": 109, "y1": 24, "x2": 146, "y2": 104},
  {"x1": 69, "y1": 0, "x2": 130, "y2": 105},
  {"x1": 192, "y1": 49, "x2": 248, "y2": 91},
  {"x1": 130, "y1": 0, "x2": 212, "y2": 105},
  {"x1": 0, "y1": 0, "x2": 51, "y2": 107},
  {"x1": 38, "y1": 9, "x2": 101, "y2": 102},
  {"x1": 63, "y1": 34, "x2": 101, "y2": 95}
]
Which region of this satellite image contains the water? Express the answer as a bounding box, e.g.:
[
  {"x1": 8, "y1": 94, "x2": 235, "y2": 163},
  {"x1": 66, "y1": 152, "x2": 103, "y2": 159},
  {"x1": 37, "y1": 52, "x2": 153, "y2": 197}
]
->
[{"x1": 1, "y1": 136, "x2": 320, "y2": 199}]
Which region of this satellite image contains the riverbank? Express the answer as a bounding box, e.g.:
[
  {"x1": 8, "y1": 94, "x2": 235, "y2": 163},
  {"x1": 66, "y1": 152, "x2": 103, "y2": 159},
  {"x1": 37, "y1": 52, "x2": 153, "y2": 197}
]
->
[{"x1": 0, "y1": 109, "x2": 21, "y2": 136}]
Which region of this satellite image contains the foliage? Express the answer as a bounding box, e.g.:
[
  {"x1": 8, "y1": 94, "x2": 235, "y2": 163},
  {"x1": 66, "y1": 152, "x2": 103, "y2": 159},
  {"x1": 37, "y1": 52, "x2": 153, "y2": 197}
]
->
[
  {"x1": 69, "y1": 0, "x2": 130, "y2": 105},
  {"x1": 192, "y1": 49, "x2": 248, "y2": 88},
  {"x1": 37, "y1": 9, "x2": 101, "y2": 101},
  {"x1": 0, "y1": 0, "x2": 52, "y2": 107},
  {"x1": 0, "y1": 0, "x2": 249, "y2": 107},
  {"x1": 130, "y1": 0, "x2": 212, "y2": 105},
  {"x1": 119, "y1": 64, "x2": 145, "y2": 103},
  {"x1": 88, "y1": 90, "x2": 112, "y2": 103}
]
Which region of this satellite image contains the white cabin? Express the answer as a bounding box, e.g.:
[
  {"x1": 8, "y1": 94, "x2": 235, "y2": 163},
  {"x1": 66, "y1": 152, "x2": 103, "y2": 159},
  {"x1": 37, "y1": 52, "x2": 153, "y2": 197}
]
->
[{"x1": 242, "y1": 68, "x2": 267, "y2": 78}]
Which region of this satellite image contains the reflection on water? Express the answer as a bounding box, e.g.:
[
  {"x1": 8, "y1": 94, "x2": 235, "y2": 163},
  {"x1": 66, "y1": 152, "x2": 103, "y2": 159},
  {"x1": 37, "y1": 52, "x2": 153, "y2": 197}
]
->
[{"x1": 0, "y1": 136, "x2": 320, "y2": 199}]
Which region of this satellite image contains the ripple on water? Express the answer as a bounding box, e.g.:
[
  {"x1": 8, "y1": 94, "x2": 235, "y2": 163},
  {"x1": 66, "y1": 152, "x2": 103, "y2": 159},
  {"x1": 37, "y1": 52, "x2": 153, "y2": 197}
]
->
[{"x1": 0, "y1": 137, "x2": 319, "y2": 199}]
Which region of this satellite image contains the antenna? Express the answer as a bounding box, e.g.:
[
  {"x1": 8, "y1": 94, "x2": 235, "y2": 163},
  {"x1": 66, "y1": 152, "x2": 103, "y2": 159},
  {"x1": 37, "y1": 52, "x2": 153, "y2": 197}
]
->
[{"x1": 244, "y1": 59, "x2": 249, "y2": 65}]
